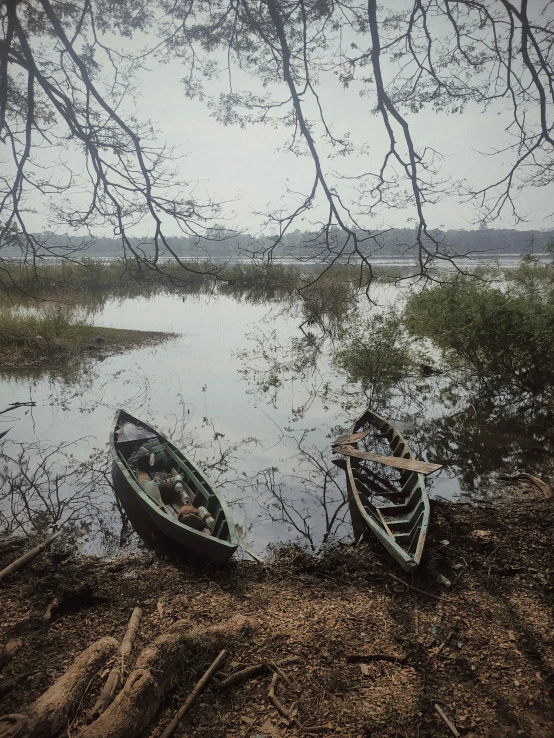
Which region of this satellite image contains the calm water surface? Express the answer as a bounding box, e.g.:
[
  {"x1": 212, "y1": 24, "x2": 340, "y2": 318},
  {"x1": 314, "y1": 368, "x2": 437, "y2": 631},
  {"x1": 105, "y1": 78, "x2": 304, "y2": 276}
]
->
[{"x1": 1, "y1": 269, "x2": 550, "y2": 556}]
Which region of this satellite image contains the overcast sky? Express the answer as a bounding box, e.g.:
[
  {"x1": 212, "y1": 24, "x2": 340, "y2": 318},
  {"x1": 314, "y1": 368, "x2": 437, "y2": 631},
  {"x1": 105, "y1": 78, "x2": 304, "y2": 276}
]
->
[
  {"x1": 26, "y1": 12, "x2": 554, "y2": 238},
  {"x1": 124, "y1": 51, "x2": 552, "y2": 236}
]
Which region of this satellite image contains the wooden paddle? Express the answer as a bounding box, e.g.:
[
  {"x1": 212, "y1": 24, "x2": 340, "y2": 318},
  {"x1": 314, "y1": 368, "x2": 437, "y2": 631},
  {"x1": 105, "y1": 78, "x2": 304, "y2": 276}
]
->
[{"x1": 333, "y1": 444, "x2": 442, "y2": 475}]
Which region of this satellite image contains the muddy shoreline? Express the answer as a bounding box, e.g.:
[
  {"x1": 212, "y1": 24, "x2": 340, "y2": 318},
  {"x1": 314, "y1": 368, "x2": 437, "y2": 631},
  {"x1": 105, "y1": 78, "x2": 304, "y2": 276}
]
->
[{"x1": 1, "y1": 481, "x2": 553, "y2": 737}]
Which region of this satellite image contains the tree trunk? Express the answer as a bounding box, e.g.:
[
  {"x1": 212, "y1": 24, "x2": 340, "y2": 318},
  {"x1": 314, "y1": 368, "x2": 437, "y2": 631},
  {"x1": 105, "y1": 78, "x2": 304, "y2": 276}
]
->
[
  {"x1": 78, "y1": 615, "x2": 249, "y2": 738},
  {"x1": 0, "y1": 636, "x2": 117, "y2": 738}
]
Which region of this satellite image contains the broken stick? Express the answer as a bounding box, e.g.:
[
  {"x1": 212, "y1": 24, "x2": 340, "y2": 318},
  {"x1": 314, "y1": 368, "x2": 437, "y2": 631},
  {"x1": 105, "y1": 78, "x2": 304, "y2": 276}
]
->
[
  {"x1": 89, "y1": 606, "x2": 143, "y2": 719},
  {"x1": 160, "y1": 649, "x2": 227, "y2": 738},
  {"x1": 268, "y1": 673, "x2": 295, "y2": 725},
  {"x1": 219, "y1": 656, "x2": 300, "y2": 689},
  {"x1": 0, "y1": 530, "x2": 62, "y2": 583},
  {"x1": 346, "y1": 653, "x2": 407, "y2": 664},
  {"x1": 433, "y1": 702, "x2": 460, "y2": 738}
]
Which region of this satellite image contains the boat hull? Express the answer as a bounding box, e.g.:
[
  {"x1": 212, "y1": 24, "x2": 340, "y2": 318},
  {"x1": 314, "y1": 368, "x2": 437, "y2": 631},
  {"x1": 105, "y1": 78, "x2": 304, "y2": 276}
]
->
[
  {"x1": 110, "y1": 411, "x2": 238, "y2": 565},
  {"x1": 340, "y1": 409, "x2": 431, "y2": 571}
]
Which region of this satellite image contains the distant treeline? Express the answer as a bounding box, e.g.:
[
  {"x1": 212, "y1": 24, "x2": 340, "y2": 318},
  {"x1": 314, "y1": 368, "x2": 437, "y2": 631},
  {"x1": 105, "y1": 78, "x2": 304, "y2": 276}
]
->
[{"x1": 3, "y1": 227, "x2": 554, "y2": 259}]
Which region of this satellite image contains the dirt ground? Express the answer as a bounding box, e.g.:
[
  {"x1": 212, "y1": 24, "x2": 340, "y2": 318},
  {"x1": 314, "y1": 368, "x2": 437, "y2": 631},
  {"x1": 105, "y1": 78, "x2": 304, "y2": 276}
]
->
[{"x1": 1, "y1": 480, "x2": 553, "y2": 738}]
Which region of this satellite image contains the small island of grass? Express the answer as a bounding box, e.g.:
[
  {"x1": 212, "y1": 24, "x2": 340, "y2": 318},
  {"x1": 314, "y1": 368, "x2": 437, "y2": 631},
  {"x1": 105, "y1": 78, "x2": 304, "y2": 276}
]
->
[{"x1": 0, "y1": 308, "x2": 174, "y2": 371}]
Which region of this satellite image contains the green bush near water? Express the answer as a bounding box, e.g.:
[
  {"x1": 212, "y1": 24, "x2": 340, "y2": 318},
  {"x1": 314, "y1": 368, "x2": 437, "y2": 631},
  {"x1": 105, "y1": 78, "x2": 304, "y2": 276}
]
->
[
  {"x1": 404, "y1": 264, "x2": 554, "y2": 404},
  {"x1": 333, "y1": 311, "x2": 420, "y2": 407}
]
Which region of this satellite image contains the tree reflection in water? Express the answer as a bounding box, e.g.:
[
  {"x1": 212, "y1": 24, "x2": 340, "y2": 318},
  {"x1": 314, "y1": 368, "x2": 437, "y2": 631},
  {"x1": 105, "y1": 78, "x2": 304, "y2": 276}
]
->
[
  {"x1": 236, "y1": 299, "x2": 554, "y2": 542},
  {"x1": 4, "y1": 267, "x2": 554, "y2": 556},
  {"x1": 234, "y1": 430, "x2": 351, "y2": 552},
  {"x1": 0, "y1": 439, "x2": 113, "y2": 544}
]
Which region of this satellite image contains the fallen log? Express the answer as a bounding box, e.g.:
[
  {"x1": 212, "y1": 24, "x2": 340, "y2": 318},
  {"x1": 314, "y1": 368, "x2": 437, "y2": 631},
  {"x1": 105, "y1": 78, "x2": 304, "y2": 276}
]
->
[
  {"x1": 0, "y1": 530, "x2": 62, "y2": 583},
  {"x1": 78, "y1": 614, "x2": 250, "y2": 738},
  {"x1": 160, "y1": 649, "x2": 226, "y2": 738},
  {"x1": 0, "y1": 639, "x2": 23, "y2": 670},
  {"x1": 89, "y1": 606, "x2": 143, "y2": 719},
  {"x1": 0, "y1": 636, "x2": 117, "y2": 738}
]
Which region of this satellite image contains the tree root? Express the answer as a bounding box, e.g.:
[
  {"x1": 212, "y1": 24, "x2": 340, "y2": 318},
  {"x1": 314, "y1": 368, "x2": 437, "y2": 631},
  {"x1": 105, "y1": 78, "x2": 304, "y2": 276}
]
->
[
  {"x1": 78, "y1": 614, "x2": 250, "y2": 738},
  {"x1": 0, "y1": 636, "x2": 117, "y2": 738}
]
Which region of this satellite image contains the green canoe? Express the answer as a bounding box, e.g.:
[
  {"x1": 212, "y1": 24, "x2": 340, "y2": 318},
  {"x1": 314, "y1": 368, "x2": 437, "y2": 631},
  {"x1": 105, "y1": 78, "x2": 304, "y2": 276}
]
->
[
  {"x1": 110, "y1": 409, "x2": 238, "y2": 565},
  {"x1": 333, "y1": 409, "x2": 441, "y2": 571}
]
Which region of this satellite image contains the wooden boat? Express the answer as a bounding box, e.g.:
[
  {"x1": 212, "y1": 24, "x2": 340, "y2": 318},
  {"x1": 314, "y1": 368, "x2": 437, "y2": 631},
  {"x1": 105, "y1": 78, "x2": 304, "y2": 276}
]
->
[
  {"x1": 110, "y1": 409, "x2": 238, "y2": 565},
  {"x1": 332, "y1": 409, "x2": 442, "y2": 571}
]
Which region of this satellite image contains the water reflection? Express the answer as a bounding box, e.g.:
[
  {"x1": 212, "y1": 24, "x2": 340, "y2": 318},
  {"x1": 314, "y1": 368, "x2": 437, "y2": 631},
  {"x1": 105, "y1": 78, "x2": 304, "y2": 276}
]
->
[{"x1": 1, "y1": 266, "x2": 554, "y2": 556}]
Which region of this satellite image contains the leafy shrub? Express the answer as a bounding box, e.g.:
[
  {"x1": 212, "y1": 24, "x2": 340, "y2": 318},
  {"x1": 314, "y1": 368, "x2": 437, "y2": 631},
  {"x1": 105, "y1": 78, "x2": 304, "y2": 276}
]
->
[
  {"x1": 404, "y1": 267, "x2": 554, "y2": 405},
  {"x1": 334, "y1": 310, "x2": 418, "y2": 403}
]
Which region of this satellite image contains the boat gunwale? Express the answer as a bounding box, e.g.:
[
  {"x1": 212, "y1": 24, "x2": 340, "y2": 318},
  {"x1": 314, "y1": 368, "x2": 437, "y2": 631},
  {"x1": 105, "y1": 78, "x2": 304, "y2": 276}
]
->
[
  {"x1": 109, "y1": 409, "x2": 238, "y2": 551},
  {"x1": 345, "y1": 409, "x2": 430, "y2": 570}
]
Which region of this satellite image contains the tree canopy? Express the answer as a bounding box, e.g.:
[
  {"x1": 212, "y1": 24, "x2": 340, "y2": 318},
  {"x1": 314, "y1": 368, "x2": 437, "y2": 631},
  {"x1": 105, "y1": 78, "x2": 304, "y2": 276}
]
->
[{"x1": 1, "y1": 0, "x2": 553, "y2": 280}]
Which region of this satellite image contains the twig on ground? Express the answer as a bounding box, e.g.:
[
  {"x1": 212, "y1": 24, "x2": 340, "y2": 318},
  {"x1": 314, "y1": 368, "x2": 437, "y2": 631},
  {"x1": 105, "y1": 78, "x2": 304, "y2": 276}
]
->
[
  {"x1": 433, "y1": 632, "x2": 454, "y2": 658},
  {"x1": 388, "y1": 573, "x2": 451, "y2": 601},
  {"x1": 302, "y1": 727, "x2": 333, "y2": 734},
  {"x1": 346, "y1": 653, "x2": 407, "y2": 664},
  {"x1": 219, "y1": 656, "x2": 299, "y2": 689},
  {"x1": 433, "y1": 702, "x2": 460, "y2": 737},
  {"x1": 0, "y1": 530, "x2": 62, "y2": 583},
  {"x1": 160, "y1": 649, "x2": 227, "y2": 738},
  {"x1": 268, "y1": 673, "x2": 295, "y2": 725}
]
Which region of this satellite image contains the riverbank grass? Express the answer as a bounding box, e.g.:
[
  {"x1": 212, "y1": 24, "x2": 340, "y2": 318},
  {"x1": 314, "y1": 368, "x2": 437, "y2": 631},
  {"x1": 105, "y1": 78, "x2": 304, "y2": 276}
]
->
[{"x1": 0, "y1": 308, "x2": 172, "y2": 370}]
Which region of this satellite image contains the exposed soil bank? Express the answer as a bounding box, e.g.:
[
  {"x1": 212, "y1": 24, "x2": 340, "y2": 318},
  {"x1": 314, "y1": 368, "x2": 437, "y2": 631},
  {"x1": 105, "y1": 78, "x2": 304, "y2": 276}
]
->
[{"x1": 1, "y1": 482, "x2": 553, "y2": 737}]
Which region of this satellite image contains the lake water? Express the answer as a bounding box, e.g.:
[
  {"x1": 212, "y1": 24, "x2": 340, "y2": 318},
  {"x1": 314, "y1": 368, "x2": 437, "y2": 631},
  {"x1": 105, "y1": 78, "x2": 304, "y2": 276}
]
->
[{"x1": 1, "y1": 264, "x2": 552, "y2": 557}]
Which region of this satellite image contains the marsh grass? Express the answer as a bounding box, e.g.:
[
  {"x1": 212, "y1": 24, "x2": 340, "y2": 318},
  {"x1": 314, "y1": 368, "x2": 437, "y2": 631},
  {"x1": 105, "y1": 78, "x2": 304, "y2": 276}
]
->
[
  {"x1": 0, "y1": 259, "x2": 394, "y2": 305},
  {"x1": 0, "y1": 306, "x2": 170, "y2": 370},
  {"x1": 0, "y1": 259, "x2": 213, "y2": 299}
]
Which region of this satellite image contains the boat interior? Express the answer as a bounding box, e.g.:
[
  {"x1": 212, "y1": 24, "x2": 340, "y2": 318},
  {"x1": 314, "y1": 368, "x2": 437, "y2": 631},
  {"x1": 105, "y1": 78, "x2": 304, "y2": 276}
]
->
[
  {"x1": 350, "y1": 415, "x2": 428, "y2": 558},
  {"x1": 114, "y1": 417, "x2": 231, "y2": 542}
]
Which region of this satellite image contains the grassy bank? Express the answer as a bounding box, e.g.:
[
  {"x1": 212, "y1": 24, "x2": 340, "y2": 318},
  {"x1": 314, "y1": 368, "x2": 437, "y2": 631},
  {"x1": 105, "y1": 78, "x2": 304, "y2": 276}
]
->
[
  {"x1": 0, "y1": 259, "x2": 377, "y2": 302},
  {"x1": 0, "y1": 308, "x2": 172, "y2": 370},
  {"x1": 0, "y1": 484, "x2": 552, "y2": 737}
]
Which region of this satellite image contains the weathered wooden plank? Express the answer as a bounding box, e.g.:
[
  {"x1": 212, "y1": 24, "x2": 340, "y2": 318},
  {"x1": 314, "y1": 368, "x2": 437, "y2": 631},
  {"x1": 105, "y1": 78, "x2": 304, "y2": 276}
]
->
[
  {"x1": 331, "y1": 431, "x2": 369, "y2": 447},
  {"x1": 333, "y1": 445, "x2": 442, "y2": 475}
]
